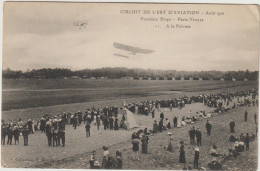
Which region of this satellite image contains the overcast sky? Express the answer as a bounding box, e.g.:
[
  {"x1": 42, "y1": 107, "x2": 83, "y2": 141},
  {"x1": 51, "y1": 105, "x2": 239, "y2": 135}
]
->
[{"x1": 3, "y1": 2, "x2": 259, "y2": 71}]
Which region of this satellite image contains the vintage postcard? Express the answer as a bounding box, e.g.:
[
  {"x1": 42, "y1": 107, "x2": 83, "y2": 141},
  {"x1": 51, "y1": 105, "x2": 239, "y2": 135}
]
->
[{"x1": 1, "y1": 2, "x2": 259, "y2": 170}]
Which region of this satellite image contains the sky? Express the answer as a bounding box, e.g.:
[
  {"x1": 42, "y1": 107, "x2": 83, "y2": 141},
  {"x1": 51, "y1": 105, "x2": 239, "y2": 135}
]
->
[{"x1": 2, "y1": 2, "x2": 259, "y2": 71}]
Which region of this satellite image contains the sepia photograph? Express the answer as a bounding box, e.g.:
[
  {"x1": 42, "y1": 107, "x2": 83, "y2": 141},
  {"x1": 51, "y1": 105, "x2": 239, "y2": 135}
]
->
[{"x1": 1, "y1": 2, "x2": 259, "y2": 170}]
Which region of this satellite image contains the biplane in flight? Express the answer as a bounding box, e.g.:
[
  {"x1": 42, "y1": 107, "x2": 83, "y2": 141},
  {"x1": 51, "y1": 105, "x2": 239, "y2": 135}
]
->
[{"x1": 113, "y1": 42, "x2": 154, "y2": 56}]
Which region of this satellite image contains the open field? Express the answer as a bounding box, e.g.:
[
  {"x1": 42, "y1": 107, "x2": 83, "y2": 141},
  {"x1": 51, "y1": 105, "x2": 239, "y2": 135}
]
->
[
  {"x1": 1, "y1": 79, "x2": 258, "y2": 170},
  {"x1": 1, "y1": 100, "x2": 258, "y2": 170},
  {"x1": 2, "y1": 79, "x2": 258, "y2": 111}
]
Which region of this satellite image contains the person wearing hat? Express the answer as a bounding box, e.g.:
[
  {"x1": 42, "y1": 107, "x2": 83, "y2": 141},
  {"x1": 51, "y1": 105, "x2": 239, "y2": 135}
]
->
[
  {"x1": 46, "y1": 122, "x2": 53, "y2": 146},
  {"x1": 153, "y1": 120, "x2": 158, "y2": 134},
  {"x1": 22, "y1": 125, "x2": 29, "y2": 146},
  {"x1": 27, "y1": 119, "x2": 33, "y2": 134},
  {"x1": 13, "y1": 125, "x2": 20, "y2": 145},
  {"x1": 189, "y1": 126, "x2": 196, "y2": 145},
  {"x1": 40, "y1": 117, "x2": 46, "y2": 133},
  {"x1": 206, "y1": 120, "x2": 212, "y2": 136},
  {"x1": 85, "y1": 122, "x2": 91, "y2": 138},
  {"x1": 160, "y1": 112, "x2": 164, "y2": 121},
  {"x1": 96, "y1": 115, "x2": 101, "y2": 130},
  {"x1": 167, "y1": 132, "x2": 173, "y2": 152},
  {"x1": 194, "y1": 147, "x2": 200, "y2": 169},
  {"x1": 179, "y1": 140, "x2": 186, "y2": 163},
  {"x1": 102, "y1": 146, "x2": 110, "y2": 168},
  {"x1": 195, "y1": 128, "x2": 202, "y2": 146},
  {"x1": 132, "y1": 139, "x2": 139, "y2": 160},
  {"x1": 166, "y1": 118, "x2": 171, "y2": 129},
  {"x1": 114, "y1": 117, "x2": 119, "y2": 130},
  {"x1": 158, "y1": 118, "x2": 163, "y2": 132},
  {"x1": 115, "y1": 151, "x2": 123, "y2": 169},
  {"x1": 7, "y1": 124, "x2": 13, "y2": 145},
  {"x1": 109, "y1": 117, "x2": 114, "y2": 130},
  {"x1": 173, "y1": 116, "x2": 177, "y2": 128},
  {"x1": 141, "y1": 134, "x2": 149, "y2": 153},
  {"x1": 244, "y1": 110, "x2": 248, "y2": 122},
  {"x1": 229, "y1": 120, "x2": 235, "y2": 133},
  {"x1": 1, "y1": 123, "x2": 7, "y2": 145},
  {"x1": 152, "y1": 107, "x2": 155, "y2": 118},
  {"x1": 52, "y1": 127, "x2": 58, "y2": 147},
  {"x1": 89, "y1": 151, "x2": 96, "y2": 168},
  {"x1": 245, "y1": 133, "x2": 250, "y2": 150}
]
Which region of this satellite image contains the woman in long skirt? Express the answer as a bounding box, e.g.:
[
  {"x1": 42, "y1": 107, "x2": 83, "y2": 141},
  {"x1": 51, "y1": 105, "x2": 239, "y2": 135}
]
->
[
  {"x1": 177, "y1": 116, "x2": 181, "y2": 128},
  {"x1": 179, "y1": 141, "x2": 186, "y2": 163}
]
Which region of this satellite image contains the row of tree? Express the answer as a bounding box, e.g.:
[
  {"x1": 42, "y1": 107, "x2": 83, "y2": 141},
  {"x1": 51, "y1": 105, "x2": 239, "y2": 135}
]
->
[{"x1": 2, "y1": 67, "x2": 258, "y2": 80}]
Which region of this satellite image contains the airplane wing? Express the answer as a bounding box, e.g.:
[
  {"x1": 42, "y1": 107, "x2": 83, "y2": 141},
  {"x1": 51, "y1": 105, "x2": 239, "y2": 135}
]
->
[
  {"x1": 113, "y1": 53, "x2": 129, "y2": 58},
  {"x1": 113, "y1": 42, "x2": 154, "y2": 54}
]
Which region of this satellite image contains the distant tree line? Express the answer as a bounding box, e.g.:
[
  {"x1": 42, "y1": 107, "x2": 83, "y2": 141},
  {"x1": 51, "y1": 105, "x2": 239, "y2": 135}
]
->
[{"x1": 2, "y1": 67, "x2": 259, "y2": 80}]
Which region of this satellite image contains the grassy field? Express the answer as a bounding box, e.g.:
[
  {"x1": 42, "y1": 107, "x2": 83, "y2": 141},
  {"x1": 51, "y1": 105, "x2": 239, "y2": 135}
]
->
[
  {"x1": 1, "y1": 99, "x2": 258, "y2": 170},
  {"x1": 2, "y1": 79, "x2": 258, "y2": 111},
  {"x1": 1, "y1": 79, "x2": 258, "y2": 170}
]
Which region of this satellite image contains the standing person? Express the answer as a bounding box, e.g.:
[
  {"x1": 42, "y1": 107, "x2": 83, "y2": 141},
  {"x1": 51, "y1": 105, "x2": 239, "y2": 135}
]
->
[
  {"x1": 96, "y1": 115, "x2": 101, "y2": 130},
  {"x1": 61, "y1": 128, "x2": 65, "y2": 147},
  {"x1": 13, "y1": 126, "x2": 20, "y2": 145},
  {"x1": 57, "y1": 128, "x2": 61, "y2": 146},
  {"x1": 141, "y1": 134, "x2": 149, "y2": 153},
  {"x1": 177, "y1": 116, "x2": 181, "y2": 128},
  {"x1": 40, "y1": 117, "x2": 46, "y2": 133},
  {"x1": 189, "y1": 126, "x2": 196, "y2": 145},
  {"x1": 22, "y1": 125, "x2": 29, "y2": 146},
  {"x1": 153, "y1": 120, "x2": 158, "y2": 134},
  {"x1": 152, "y1": 108, "x2": 155, "y2": 118},
  {"x1": 169, "y1": 103, "x2": 173, "y2": 112},
  {"x1": 109, "y1": 117, "x2": 114, "y2": 130},
  {"x1": 7, "y1": 125, "x2": 13, "y2": 145},
  {"x1": 85, "y1": 122, "x2": 91, "y2": 138},
  {"x1": 103, "y1": 116, "x2": 108, "y2": 130},
  {"x1": 102, "y1": 146, "x2": 110, "y2": 169},
  {"x1": 52, "y1": 128, "x2": 57, "y2": 147},
  {"x1": 160, "y1": 112, "x2": 164, "y2": 121},
  {"x1": 173, "y1": 116, "x2": 177, "y2": 128},
  {"x1": 179, "y1": 141, "x2": 186, "y2": 163},
  {"x1": 46, "y1": 122, "x2": 52, "y2": 146},
  {"x1": 115, "y1": 151, "x2": 123, "y2": 169},
  {"x1": 114, "y1": 117, "x2": 119, "y2": 130},
  {"x1": 1, "y1": 124, "x2": 7, "y2": 145},
  {"x1": 196, "y1": 128, "x2": 202, "y2": 146},
  {"x1": 132, "y1": 139, "x2": 139, "y2": 160},
  {"x1": 244, "y1": 110, "x2": 248, "y2": 122},
  {"x1": 159, "y1": 118, "x2": 163, "y2": 132},
  {"x1": 206, "y1": 120, "x2": 212, "y2": 136},
  {"x1": 254, "y1": 113, "x2": 257, "y2": 124},
  {"x1": 27, "y1": 119, "x2": 33, "y2": 134},
  {"x1": 245, "y1": 133, "x2": 250, "y2": 150},
  {"x1": 229, "y1": 120, "x2": 235, "y2": 133},
  {"x1": 73, "y1": 115, "x2": 77, "y2": 129},
  {"x1": 167, "y1": 132, "x2": 173, "y2": 152},
  {"x1": 194, "y1": 147, "x2": 200, "y2": 169},
  {"x1": 166, "y1": 118, "x2": 171, "y2": 129},
  {"x1": 89, "y1": 151, "x2": 96, "y2": 169}
]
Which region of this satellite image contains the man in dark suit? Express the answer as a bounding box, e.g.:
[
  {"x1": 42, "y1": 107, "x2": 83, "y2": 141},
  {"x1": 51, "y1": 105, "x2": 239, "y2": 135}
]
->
[
  {"x1": 173, "y1": 116, "x2": 177, "y2": 127},
  {"x1": 229, "y1": 120, "x2": 235, "y2": 133},
  {"x1": 195, "y1": 128, "x2": 202, "y2": 146},
  {"x1": 206, "y1": 120, "x2": 212, "y2": 136},
  {"x1": 189, "y1": 126, "x2": 196, "y2": 145},
  {"x1": 1, "y1": 123, "x2": 7, "y2": 145},
  {"x1": 160, "y1": 112, "x2": 164, "y2": 121},
  {"x1": 109, "y1": 117, "x2": 114, "y2": 130},
  {"x1": 22, "y1": 125, "x2": 29, "y2": 146}
]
